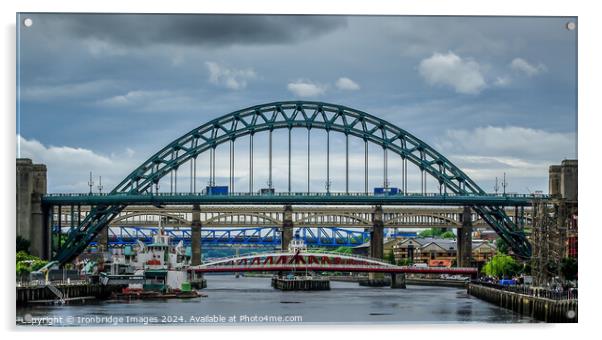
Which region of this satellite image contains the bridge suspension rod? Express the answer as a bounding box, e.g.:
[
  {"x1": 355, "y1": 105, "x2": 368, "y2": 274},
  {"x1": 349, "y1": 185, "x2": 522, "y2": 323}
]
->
[
  {"x1": 230, "y1": 140, "x2": 234, "y2": 191},
  {"x1": 421, "y1": 169, "x2": 426, "y2": 194},
  {"x1": 288, "y1": 128, "x2": 291, "y2": 193},
  {"x1": 268, "y1": 129, "x2": 273, "y2": 189},
  {"x1": 383, "y1": 147, "x2": 388, "y2": 188},
  {"x1": 210, "y1": 147, "x2": 216, "y2": 187},
  {"x1": 307, "y1": 128, "x2": 311, "y2": 194},
  {"x1": 364, "y1": 140, "x2": 368, "y2": 194},
  {"x1": 170, "y1": 153, "x2": 174, "y2": 194},
  {"x1": 345, "y1": 133, "x2": 349, "y2": 194},
  {"x1": 402, "y1": 156, "x2": 407, "y2": 195},
  {"x1": 326, "y1": 130, "x2": 330, "y2": 193},
  {"x1": 249, "y1": 134, "x2": 253, "y2": 193},
  {"x1": 174, "y1": 167, "x2": 178, "y2": 194},
  {"x1": 190, "y1": 158, "x2": 193, "y2": 193}
]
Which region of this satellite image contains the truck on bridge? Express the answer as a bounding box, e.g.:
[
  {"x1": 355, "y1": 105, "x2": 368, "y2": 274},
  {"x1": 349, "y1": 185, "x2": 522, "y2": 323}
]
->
[
  {"x1": 203, "y1": 186, "x2": 229, "y2": 195},
  {"x1": 374, "y1": 187, "x2": 400, "y2": 195}
]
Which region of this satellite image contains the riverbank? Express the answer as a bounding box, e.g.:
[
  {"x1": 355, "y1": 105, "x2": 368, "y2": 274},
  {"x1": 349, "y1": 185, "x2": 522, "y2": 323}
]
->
[
  {"x1": 17, "y1": 283, "x2": 124, "y2": 306},
  {"x1": 467, "y1": 283, "x2": 577, "y2": 323}
]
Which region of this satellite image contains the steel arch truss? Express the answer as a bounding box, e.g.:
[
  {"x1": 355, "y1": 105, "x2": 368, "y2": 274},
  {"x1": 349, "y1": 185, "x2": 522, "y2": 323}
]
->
[{"x1": 55, "y1": 101, "x2": 531, "y2": 263}]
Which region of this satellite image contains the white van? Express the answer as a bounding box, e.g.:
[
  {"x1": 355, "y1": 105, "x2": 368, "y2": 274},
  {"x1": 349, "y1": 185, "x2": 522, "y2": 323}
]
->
[{"x1": 411, "y1": 263, "x2": 428, "y2": 268}]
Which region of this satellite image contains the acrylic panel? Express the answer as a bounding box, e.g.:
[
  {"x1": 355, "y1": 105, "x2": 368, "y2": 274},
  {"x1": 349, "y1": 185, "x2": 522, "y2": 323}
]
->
[{"x1": 16, "y1": 13, "x2": 578, "y2": 326}]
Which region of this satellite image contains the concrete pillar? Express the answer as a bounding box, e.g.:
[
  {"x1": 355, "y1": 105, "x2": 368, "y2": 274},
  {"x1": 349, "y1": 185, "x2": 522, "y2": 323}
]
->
[
  {"x1": 370, "y1": 205, "x2": 384, "y2": 259},
  {"x1": 191, "y1": 204, "x2": 202, "y2": 265},
  {"x1": 281, "y1": 205, "x2": 293, "y2": 251},
  {"x1": 16, "y1": 159, "x2": 48, "y2": 259},
  {"x1": 369, "y1": 206, "x2": 384, "y2": 280},
  {"x1": 457, "y1": 206, "x2": 472, "y2": 267},
  {"x1": 390, "y1": 273, "x2": 406, "y2": 289}
]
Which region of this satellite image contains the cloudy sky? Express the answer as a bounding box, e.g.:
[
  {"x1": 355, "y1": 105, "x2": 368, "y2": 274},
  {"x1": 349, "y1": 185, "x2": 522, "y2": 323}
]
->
[{"x1": 16, "y1": 14, "x2": 577, "y2": 194}]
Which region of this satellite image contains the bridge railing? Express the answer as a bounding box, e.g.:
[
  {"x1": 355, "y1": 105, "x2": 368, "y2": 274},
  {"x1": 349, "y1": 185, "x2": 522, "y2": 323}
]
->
[{"x1": 199, "y1": 250, "x2": 396, "y2": 267}]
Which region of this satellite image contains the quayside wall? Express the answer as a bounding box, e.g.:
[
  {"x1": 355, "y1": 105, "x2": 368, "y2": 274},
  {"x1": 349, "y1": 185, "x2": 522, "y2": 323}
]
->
[
  {"x1": 17, "y1": 283, "x2": 123, "y2": 306},
  {"x1": 467, "y1": 283, "x2": 577, "y2": 323}
]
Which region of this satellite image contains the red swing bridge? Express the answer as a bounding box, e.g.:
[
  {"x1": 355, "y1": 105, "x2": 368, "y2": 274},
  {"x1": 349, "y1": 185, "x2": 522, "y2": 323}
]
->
[{"x1": 187, "y1": 250, "x2": 478, "y2": 276}]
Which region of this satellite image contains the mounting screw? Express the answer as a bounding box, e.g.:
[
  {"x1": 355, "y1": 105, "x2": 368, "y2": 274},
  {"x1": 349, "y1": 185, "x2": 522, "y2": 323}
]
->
[{"x1": 566, "y1": 22, "x2": 576, "y2": 31}]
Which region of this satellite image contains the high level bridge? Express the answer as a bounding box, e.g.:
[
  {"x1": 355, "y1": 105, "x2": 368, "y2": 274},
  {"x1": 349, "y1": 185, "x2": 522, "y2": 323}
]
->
[
  {"x1": 54, "y1": 205, "x2": 533, "y2": 229},
  {"x1": 32, "y1": 101, "x2": 546, "y2": 264},
  {"x1": 53, "y1": 205, "x2": 533, "y2": 248}
]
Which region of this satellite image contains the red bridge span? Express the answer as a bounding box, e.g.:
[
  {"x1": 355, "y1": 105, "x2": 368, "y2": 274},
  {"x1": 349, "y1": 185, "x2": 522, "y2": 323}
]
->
[{"x1": 188, "y1": 251, "x2": 478, "y2": 276}]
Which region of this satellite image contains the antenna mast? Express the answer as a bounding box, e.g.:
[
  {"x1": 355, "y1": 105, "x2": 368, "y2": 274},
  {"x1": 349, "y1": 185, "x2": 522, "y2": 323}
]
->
[
  {"x1": 501, "y1": 172, "x2": 508, "y2": 195},
  {"x1": 97, "y1": 176, "x2": 103, "y2": 194}
]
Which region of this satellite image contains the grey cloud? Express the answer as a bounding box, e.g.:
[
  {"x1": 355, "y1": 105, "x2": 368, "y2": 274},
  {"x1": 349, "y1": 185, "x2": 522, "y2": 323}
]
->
[{"x1": 26, "y1": 14, "x2": 347, "y2": 47}]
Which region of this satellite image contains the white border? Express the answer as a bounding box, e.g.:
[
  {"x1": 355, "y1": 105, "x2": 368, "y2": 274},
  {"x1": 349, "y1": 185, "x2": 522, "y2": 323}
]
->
[{"x1": 2, "y1": 0, "x2": 598, "y2": 339}]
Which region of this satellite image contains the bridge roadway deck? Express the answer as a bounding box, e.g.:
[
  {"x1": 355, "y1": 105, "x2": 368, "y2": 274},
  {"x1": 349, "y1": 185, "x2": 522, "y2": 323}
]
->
[{"x1": 43, "y1": 192, "x2": 544, "y2": 206}]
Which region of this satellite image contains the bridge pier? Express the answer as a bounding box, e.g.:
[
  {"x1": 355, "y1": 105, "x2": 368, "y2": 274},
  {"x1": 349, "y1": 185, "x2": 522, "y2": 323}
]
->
[
  {"x1": 281, "y1": 205, "x2": 293, "y2": 250},
  {"x1": 191, "y1": 204, "x2": 202, "y2": 265},
  {"x1": 190, "y1": 204, "x2": 206, "y2": 289},
  {"x1": 390, "y1": 273, "x2": 406, "y2": 289},
  {"x1": 369, "y1": 205, "x2": 384, "y2": 281},
  {"x1": 457, "y1": 206, "x2": 473, "y2": 267},
  {"x1": 17, "y1": 159, "x2": 49, "y2": 259},
  {"x1": 370, "y1": 205, "x2": 384, "y2": 259}
]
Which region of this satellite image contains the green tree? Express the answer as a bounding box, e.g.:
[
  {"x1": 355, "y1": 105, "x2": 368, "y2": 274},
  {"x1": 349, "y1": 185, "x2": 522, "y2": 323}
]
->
[
  {"x1": 560, "y1": 257, "x2": 578, "y2": 281},
  {"x1": 418, "y1": 228, "x2": 447, "y2": 238},
  {"x1": 495, "y1": 237, "x2": 509, "y2": 255},
  {"x1": 16, "y1": 251, "x2": 48, "y2": 276},
  {"x1": 16, "y1": 236, "x2": 30, "y2": 253},
  {"x1": 385, "y1": 249, "x2": 396, "y2": 264},
  {"x1": 441, "y1": 231, "x2": 456, "y2": 239},
  {"x1": 481, "y1": 253, "x2": 522, "y2": 279},
  {"x1": 31, "y1": 259, "x2": 48, "y2": 271},
  {"x1": 16, "y1": 250, "x2": 36, "y2": 263},
  {"x1": 418, "y1": 229, "x2": 432, "y2": 238},
  {"x1": 16, "y1": 262, "x2": 31, "y2": 277},
  {"x1": 397, "y1": 258, "x2": 413, "y2": 266}
]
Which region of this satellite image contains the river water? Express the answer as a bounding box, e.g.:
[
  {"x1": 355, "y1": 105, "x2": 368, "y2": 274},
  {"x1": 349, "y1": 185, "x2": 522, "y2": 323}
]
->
[{"x1": 16, "y1": 275, "x2": 537, "y2": 326}]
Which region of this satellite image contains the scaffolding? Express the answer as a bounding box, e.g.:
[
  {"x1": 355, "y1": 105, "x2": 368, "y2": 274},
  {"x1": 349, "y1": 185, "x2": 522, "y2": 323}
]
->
[{"x1": 531, "y1": 198, "x2": 577, "y2": 286}]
